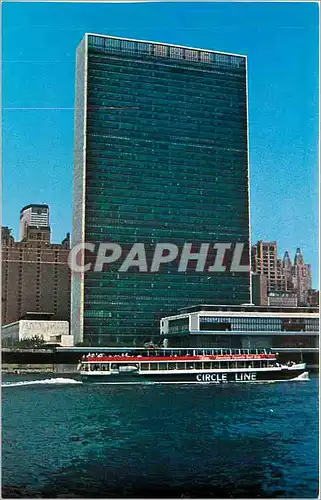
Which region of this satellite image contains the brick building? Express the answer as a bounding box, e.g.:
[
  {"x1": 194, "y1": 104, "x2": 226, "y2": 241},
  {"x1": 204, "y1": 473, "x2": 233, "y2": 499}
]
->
[{"x1": 1, "y1": 208, "x2": 71, "y2": 326}]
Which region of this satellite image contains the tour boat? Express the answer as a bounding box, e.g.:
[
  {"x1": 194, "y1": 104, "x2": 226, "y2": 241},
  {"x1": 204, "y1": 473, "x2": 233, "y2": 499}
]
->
[{"x1": 77, "y1": 348, "x2": 309, "y2": 384}]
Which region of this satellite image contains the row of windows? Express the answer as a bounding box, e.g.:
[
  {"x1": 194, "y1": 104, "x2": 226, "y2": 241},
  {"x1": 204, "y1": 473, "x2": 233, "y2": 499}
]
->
[
  {"x1": 88, "y1": 54, "x2": 245, "y2": 82},
  {"x1": 88, "y1": 66, "x2": 246, "y2": 90},
  {"x1": 84, "y1": 279, "x2": 245, "y2": 287},
  {"x1": 89, "y1": 37, "x2": 245, "y2": 66},
  {"x1": 85, "y1": 203, "x2": 247, "y2": 218},
  {"x1": 198, "y1": 316, "x2": 319, "y2": 332},
  {"x1": 86, "y1": 102, "x2": 245, "y2": 124},
  {"x1": 86, "y1": 119, "x2": 246, "y2": 141},
  {"x1": 86, "y1": 190, "x2": 247, "y2": 208},
  {"x1": 88, "y1": 38, "x2": 245, "y2": 69},
  {"x1": 85, "y1": 219, "x2": 248, "y2": 232},
  {"x1": 87, "y1": 138, "x2": 247, "y2": 156},
  {"x1": 87, "y1": 67, "x2": 245, "y2": 91},
  {"x1": 85, "y1": 189, "x2": 248, "y2": 206},
  {"x1": 87, "y1": 81, "x2": 246, "y2": 105},
  {"x1": 87, "y1": 69, "x2": 246, "y2": 92},
  {"x1": 82, "y1": 360, "x2": 272, "y2": 372},
  {"x1": 88, "y1": 53, "x2": 245, "y2": 79},
  {"x1": 84, "y1": 224, "x2": 248, "y2": 238},
  {"x1": 85, "y1": 208, "x2": 248, "y2": 223},
  {"x1": 83, "y1": 296, "x2": 243, "y2": 310},
  {"x1": 87, "y1": 132, "x2": 246, "y2": 151},
  {"x1": 85, "y1": 212, "x2": 248, "y2": 228},
  {"x1": 86, "y1": 179, "x2": 248, "y2": 197},
  {"x1": 86, "y1": 97, "x2": 245, "y2": 119},
  {"x1": 88, "y1": 61, "x2": 245, "y2": 83},
  {"x1": 86, "y1": 158, "x2": 248, "y2": 177},
  {"x1": 85, "y1": 230, "x2": 248, "y2": 241},
  {"x1": 86, "y1": 118, "x2": 245, "y2": 138},
  {"x1": 86, "y1": 87, "x2": 246, "y2": 110},
  {"x1": 87, "y1": 85, "x2": 245, "y2": 109},
  {"x1": 87, "y1": 139, "x2": 246, "y2": 157},
  {"x1": 87, "y1": 102, "x2": 245, "y2": 125}
]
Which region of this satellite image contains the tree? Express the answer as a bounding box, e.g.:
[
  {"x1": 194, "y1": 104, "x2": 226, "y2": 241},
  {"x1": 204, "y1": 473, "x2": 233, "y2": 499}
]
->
[{"x1": 13, "y1": 335, "x2": 47, "y2": 349}]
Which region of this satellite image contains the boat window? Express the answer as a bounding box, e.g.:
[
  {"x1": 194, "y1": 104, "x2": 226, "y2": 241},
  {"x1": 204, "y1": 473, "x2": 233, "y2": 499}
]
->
[
  {"x1": 204, "y1": 362, "x2": 211, "y2": 369},
  {"x1": 195, "y1": 362, "x2": 202, "y2": 370},
  {"x1": 158, "y1": 363, "x2": 167, "y2": 370},
  {"x1": 141, "y1": 363, "x2": 149, "y2": 370},
  {"x1": 150, "y1": 363, "x2": 158, "y2": 370}
]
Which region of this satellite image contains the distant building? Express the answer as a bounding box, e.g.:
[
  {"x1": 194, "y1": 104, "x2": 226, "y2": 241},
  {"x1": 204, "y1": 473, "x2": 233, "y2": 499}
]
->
[
  {"x1": 2, "y1": 207, "x2": 71, "y2": 326},
  {"x1": 252, "y1": 241, "x2": 315, "y2": 306},
  {"x1": 280, "y1": 250, "x2": 293, "y2": 291},
  {"x1": 251, "y1": 273, "x2": 268, "y2": 306},
  {"x1": 251, "y1": 241, "x2": 278, "y2": 293},
  {"x1": 292, "y1": 248, "x2": 312, "y2": 306},
  {"x1": 2, "y1": 312, "x2": 72, "y2": 347},
  {"x1": 20, "y1": 204, "x2": 49, "y2": 241},
  {"x1": 161, "y1": 304, "x2": 319, "y2": 350},
  {"x1": 268, "y1": 291, "x2": 298, "y2": 308}
]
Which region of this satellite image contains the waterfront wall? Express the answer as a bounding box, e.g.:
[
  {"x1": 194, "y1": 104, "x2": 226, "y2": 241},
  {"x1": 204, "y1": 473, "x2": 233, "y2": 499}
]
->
[{"x1": 3, "y1": 363, "x2": 78, "y2": 374}]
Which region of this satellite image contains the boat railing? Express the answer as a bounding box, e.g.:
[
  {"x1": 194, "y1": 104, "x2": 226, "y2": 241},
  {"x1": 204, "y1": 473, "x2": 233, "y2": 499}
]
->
[{"x1": 80, "y1": 349, "x2": 275, "y2": 362}]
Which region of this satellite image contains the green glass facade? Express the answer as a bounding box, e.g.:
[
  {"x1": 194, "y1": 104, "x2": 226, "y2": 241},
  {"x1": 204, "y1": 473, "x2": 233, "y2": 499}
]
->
[{"x1": 72, "y1": 34, "x2": 251, "y2": 346}]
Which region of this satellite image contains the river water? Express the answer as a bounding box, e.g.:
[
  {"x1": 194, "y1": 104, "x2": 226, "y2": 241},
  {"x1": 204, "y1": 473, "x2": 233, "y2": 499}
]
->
[{"x1": 2, "y1": 374, "x2": 318, "y2": 498}]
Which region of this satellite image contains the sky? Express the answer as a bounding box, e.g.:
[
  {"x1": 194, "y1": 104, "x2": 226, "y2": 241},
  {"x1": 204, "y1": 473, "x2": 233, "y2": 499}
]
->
[{"x1": 2, "y1": 1, "x2": 319, "y2": 287}]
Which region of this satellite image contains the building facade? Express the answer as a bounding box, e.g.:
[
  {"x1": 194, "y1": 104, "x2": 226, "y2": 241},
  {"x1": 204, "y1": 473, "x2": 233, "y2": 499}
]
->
[
  {"x1": 2, "y1": 220, "x2": 71, "y2": 326},
  {"x1": 2, "y1": 315, "x2": 72, "y2": 347},
  {"x1": 72, "y1": 34, "x2": 251, "y2": 346},
  {"x1": 20, "y1": 204, "x2": 50, "y2": 241},
  {"x1": 251, "y1": 241, "x2": 279, "y2": 292},
  {"x1": 252, "y1": 241, "x2": 315, "y2": 306},
  {"x1": 161, "y1": 304, "x2": 319, "y2": 350},
  {"x1": 292, "y1": 248, "x2": 312, "y2": 306}
]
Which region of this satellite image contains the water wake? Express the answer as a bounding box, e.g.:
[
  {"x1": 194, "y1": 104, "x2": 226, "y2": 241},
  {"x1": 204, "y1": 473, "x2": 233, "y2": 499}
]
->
[{"x1": 2, "y1": 377, "x2": 82, "y2": 388}]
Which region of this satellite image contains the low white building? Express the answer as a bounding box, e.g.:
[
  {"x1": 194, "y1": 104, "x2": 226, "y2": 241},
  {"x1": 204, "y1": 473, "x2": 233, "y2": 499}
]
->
[
  {"x1": 2, "y1": 319, "x2": 74, "y2": 347},
  {"x1": 160, "y1": 304, "x2": 319, "y2": 349}
]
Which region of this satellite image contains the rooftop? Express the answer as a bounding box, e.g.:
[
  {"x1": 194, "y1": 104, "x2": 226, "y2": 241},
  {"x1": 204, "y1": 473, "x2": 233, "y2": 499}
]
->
[{"x1": 178, "y1": 304, "x2": 319, "y2": 314}]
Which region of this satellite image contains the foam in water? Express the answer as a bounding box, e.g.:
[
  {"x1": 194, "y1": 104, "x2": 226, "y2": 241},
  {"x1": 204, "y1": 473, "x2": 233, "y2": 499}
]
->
[{"x1": 2, "y1": 378, "x2": 83, "y2": 388}]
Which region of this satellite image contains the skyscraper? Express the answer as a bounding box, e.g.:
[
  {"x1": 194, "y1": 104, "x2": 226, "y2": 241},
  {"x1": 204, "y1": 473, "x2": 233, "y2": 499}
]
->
[
  {"x1": 251, "y1": 241, "x2": 278, "y2": 292},
  {"x1": 20, "y1": 204, "x2": 50, "y2": 241},
  {"x1": 72, "y1": 34, "x2": 251, "y2": 346},
  {"x1": 292, "y1": 248, "x2": 312, "y2": 306}
]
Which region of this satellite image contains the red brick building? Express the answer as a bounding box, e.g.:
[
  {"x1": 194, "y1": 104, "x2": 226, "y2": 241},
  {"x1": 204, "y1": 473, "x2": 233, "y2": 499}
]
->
[{"x1": 2, "y1": 223, "x2": 71, "y2": 326}]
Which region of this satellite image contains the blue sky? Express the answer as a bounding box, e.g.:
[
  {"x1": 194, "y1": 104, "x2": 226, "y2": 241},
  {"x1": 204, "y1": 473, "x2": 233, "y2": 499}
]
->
[{"x1": 2, "y1": 2, "x2": 319, "y2": 287}]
